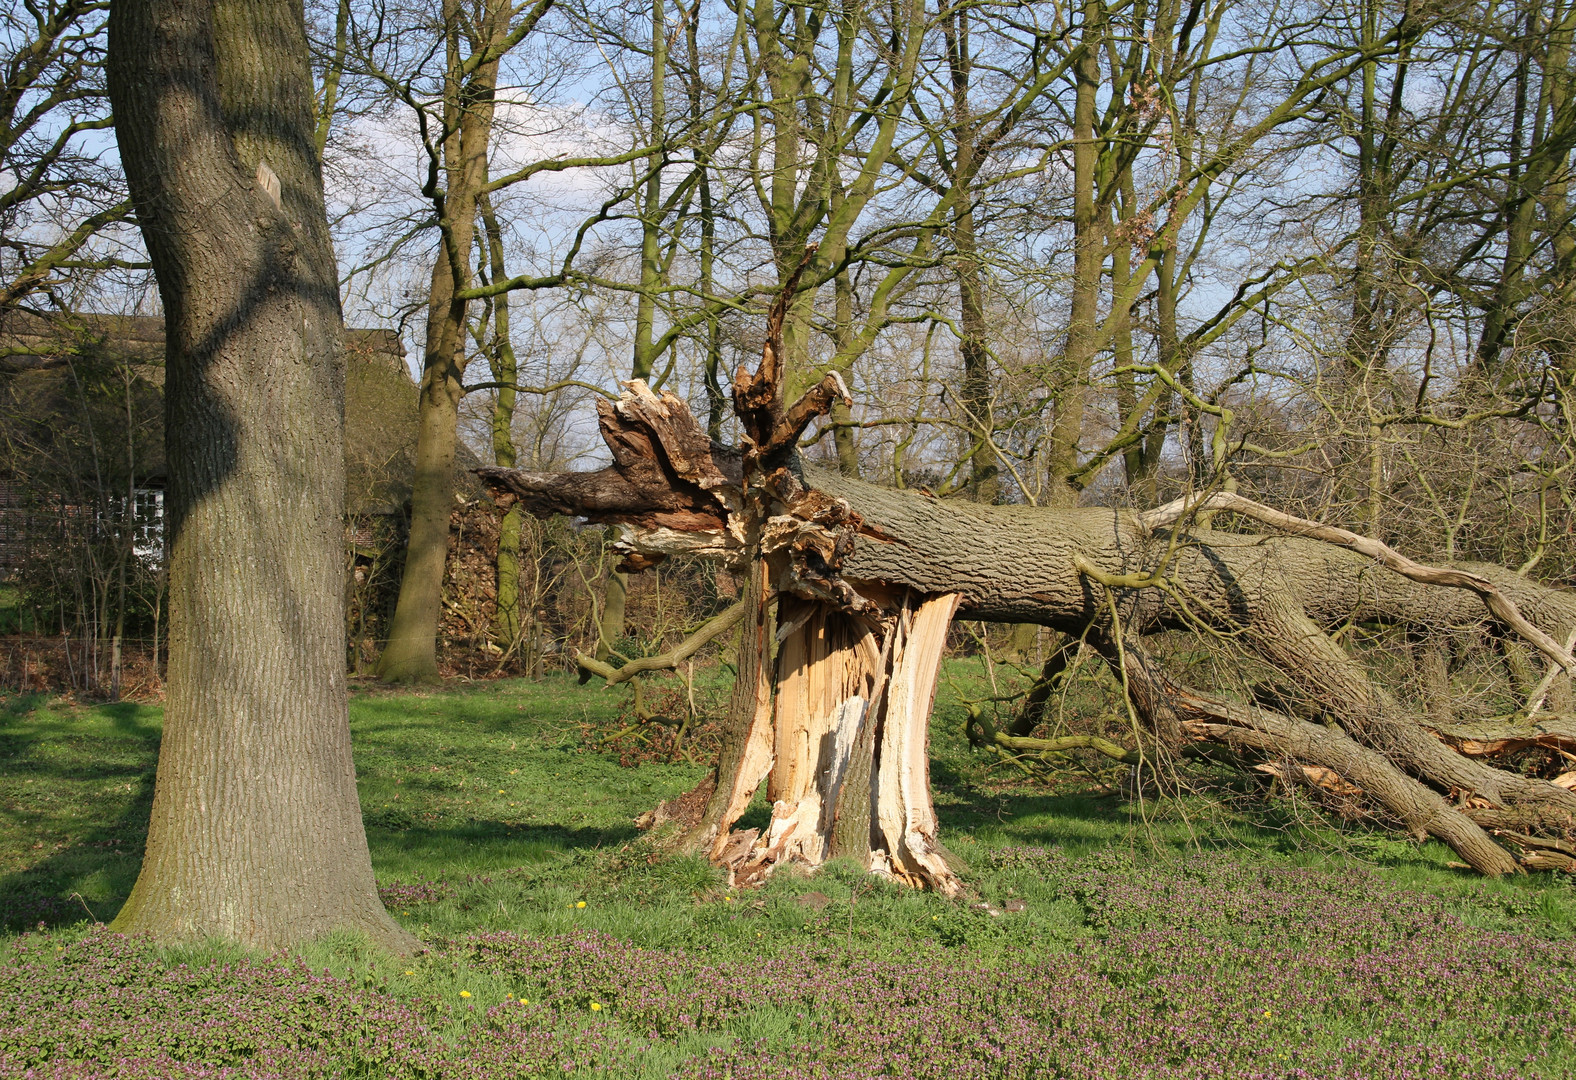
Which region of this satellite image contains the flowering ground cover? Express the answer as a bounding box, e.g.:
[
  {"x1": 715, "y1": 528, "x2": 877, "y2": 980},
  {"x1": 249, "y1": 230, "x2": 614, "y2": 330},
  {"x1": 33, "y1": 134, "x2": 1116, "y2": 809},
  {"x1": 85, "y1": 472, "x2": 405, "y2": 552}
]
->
[{"x1": 3, "y1": 672, "x2": 1575, "y2": 1078}]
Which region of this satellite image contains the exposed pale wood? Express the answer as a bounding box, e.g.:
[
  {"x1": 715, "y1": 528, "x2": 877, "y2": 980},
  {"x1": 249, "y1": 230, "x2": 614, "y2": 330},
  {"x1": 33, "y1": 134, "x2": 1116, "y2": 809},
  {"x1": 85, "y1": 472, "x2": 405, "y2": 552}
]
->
[
  {"x1": 872, "y1": 593, "x2": 963, "y2": 895},
  {"x1": 723, "y1": 602, "x2": 884, "y2": 883},
  {"x1": 1428, "y1": 715, "x2": 1576, "y2": 756},
  {"x1": 709, "y1": 681, "x2": 776, "y2": 859},
  {"x1": 1252, "y1": 761, "x2": 1365, "y2": 798},
  {"x1": 648, "y1": 558, "x2": 773, "y2": 853}
]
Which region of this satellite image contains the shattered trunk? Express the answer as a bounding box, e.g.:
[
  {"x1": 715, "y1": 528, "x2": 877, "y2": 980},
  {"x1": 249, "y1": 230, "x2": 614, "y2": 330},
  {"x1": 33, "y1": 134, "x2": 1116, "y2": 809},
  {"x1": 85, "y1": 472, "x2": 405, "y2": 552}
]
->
[
  {"x1": 495, "y1": 371, "x2": 972, "y2": 892},
  {"x1": 702, "y1": 589, "x2": 963, "y2": 891}
]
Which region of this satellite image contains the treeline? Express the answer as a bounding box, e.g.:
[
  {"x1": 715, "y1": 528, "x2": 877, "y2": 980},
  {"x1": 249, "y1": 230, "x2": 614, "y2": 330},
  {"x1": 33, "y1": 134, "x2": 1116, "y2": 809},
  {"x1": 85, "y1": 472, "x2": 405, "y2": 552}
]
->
[{"x1": 3, "y1": 0, "x2": 1574, "y2": 685}]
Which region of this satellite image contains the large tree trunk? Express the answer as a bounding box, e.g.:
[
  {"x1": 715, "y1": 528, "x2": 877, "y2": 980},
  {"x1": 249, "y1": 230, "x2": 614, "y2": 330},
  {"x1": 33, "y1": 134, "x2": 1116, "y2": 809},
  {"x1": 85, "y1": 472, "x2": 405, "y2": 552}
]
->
[{"x1": 107, "y1": 0, "x2": 413, "y2": 949}]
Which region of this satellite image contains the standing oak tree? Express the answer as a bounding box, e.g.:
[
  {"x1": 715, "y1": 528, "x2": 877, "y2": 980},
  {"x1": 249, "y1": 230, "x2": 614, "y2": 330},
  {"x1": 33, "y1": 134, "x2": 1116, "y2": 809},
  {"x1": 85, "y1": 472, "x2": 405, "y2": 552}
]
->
[{"x1": 106, "y1": 0, "x2": 413, "y2": 950}]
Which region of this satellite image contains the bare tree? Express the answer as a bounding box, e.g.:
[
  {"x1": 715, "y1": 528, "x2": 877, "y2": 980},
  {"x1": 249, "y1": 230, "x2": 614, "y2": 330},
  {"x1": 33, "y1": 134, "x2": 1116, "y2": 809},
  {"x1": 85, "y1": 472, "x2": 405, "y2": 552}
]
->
[{"x1": 1, "y1": 0, "x2": 141, "y2": 308}]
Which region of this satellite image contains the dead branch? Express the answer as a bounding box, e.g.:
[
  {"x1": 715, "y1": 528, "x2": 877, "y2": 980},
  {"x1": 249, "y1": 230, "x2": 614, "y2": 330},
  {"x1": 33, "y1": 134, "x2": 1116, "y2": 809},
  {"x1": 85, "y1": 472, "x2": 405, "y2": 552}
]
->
[
  {"x1": 575, "y1": 600, "x2": 747, "y2": 686},
  {"x1": 991, "y1": 731, "x2": 1141, "y2": 764},
  {"x1": 1144, "y1": 491, "x2": 1576, "y2": 675}
]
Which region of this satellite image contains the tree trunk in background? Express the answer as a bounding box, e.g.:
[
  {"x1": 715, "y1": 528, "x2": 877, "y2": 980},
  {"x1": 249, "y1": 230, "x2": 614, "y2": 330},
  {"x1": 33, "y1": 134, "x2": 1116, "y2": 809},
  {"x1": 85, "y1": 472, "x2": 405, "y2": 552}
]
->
[
  {"x1": 1154, "y1": 231, "x2": 1186, "y2": 498},
  {"x1": 1044, "y1": 0, "x2": 1104, "y2": 508},
  {"x1": 377, "y1": 0, "x2": 503, "y2": 682},
  {"x1": 106, "y1": 0, "x2": 413, "y2": 950},
  {"x1": 944, "y1": 12, "x2": 1033, "y2": 660},
  {"x1": 829, "y1": 270, "x2": 861, "y2": 477},
  {"x1": 595, "y1": 550, "x2": 628, "y2": 666},
  {"x1": 1111, "y1": 183, "x2": 1146, "y2": 497},
  {"x1": 944, "y1": 6, "x2": 997, "y2": 505},
  {"x1": 594, "y1": 0, "x2": 669, "y2": 666},
  {"x1": 481, "y1": 193, "x2": 523, "y2": 648}
]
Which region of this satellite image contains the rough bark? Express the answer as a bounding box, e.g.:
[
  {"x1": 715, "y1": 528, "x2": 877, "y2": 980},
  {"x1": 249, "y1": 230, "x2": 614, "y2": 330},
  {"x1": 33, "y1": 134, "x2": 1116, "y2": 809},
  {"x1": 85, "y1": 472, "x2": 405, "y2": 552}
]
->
[
  {"x1": 107, "y1": 0, "x2": 413, "y2": 949},
  {"x1": 1044, "y1": 0, "x2": 1104, "y2": 508},
  {"x1": 480, "y1": 191, "x2": 523, "y2": 647},
  {"x1": 594, "y1": 558, "x2": 629, "y2": 668}
]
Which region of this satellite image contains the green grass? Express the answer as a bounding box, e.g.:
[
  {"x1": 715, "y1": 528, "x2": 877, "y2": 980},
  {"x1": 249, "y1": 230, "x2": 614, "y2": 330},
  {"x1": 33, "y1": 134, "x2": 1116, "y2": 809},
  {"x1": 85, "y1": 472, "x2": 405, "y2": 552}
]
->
[
  {"x1": 3, "y1": 663, "x2": 1576, "y2": 1078},
  {"x1": 2, "y1": 661, "x2": 1570, "y2": 942}
]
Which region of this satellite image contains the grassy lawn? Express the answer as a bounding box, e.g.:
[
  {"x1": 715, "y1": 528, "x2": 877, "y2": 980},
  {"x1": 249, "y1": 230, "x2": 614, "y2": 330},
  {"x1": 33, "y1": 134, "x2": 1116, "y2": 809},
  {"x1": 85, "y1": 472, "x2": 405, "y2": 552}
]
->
[{"x1": 3, "y1": 664, "x2": 1575, "y2": 1078}]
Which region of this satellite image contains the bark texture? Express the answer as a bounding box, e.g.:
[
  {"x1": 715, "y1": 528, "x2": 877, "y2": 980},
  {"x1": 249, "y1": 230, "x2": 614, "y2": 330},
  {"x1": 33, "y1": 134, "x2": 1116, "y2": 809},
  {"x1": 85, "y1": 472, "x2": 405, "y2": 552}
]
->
[{"x1": 107, "y1": 0, "x2": 412, "y2": 950}]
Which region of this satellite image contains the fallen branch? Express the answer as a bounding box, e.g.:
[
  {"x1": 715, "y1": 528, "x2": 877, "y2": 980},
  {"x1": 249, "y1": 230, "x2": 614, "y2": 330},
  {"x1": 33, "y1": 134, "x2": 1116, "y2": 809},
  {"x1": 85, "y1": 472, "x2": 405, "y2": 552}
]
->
[
  {"x1": 576, "y1": 601, "x2": 747, "y2": 686},
  {"x1": 1142, "y1": 491, "x2": 1576, "y2": 676},
  {"x1": 992, "y1": 731, "x2": 1141, "y2": 764}
]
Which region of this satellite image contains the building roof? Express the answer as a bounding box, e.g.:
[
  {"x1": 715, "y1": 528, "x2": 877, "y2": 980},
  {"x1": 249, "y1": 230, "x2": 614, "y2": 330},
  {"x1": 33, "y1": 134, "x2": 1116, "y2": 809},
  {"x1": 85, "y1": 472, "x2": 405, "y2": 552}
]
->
[{"x1": 0, "y1": 310, "x2": 483, "y2": 517}]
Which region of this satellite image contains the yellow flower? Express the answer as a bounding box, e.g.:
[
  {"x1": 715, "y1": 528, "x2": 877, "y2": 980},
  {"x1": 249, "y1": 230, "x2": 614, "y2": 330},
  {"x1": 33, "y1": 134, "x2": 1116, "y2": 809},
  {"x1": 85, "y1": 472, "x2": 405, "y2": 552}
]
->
[
  {"x1": 1262, "y1": 1010, "x2": 1271, "y2": 1019},
  {"x1": 576, "y1": 900, "x2": 586, "y2": 909},
  {"x1": 589, "y1": 1001, "x2": 602, "y2": 1011},
  {"x1": 724, "y1": 896, "x2": 733, "y2": 903},
  {"x1": 519, "y1": 998, "x2": 529, "y2": 1005},
  {"x1": 460, "y1": 991, "x2": 472, "y2": 999},
  {"x1": 510, "y1": 769, "x2": 518, "y2": 774},
  {"x1": 404, "y1": 970, "x2": 414, "y2": 976},
  {"x1": 497, "y1": 789, "x2": 505, "y2": 794}
]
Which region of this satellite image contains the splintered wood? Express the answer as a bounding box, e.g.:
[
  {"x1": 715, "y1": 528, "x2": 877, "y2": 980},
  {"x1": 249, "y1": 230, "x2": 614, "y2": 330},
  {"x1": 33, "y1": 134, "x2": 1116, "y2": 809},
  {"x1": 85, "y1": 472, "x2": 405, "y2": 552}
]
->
[
  {"x1": 481, "y1": 372, "x2": 970, "y2": 893},
  {"x1": 716, "y1": 592, "x2": 963, "y2": 895},
  {"x1": 871, "y1": 593, "x2": 962, "y2": 894}
]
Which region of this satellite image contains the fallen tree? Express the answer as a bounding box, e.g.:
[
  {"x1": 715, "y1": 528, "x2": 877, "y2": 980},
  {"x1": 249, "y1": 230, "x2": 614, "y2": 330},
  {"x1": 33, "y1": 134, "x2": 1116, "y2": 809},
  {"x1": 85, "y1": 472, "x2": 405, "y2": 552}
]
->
[{"x1": 478, "y1": 287, "x2": 1576, "y2": 886}]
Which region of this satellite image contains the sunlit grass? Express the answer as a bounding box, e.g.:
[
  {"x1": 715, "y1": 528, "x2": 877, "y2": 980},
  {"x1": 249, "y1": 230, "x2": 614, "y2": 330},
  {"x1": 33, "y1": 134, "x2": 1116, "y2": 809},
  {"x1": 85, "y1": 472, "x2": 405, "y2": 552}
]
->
[
  {"x1": 2, "y1": 664, "x2": 1574, "y2": 1077},
  {"x1": 3, "y1": 663, "x2": 1573, "y2": 938}
]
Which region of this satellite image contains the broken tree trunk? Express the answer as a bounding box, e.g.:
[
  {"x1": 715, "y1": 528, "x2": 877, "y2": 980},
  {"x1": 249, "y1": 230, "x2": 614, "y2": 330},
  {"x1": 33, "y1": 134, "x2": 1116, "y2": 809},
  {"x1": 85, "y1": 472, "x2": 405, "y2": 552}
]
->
[{"x1": 479, "y1": 282, "x2": 1576, "y2": 882}]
